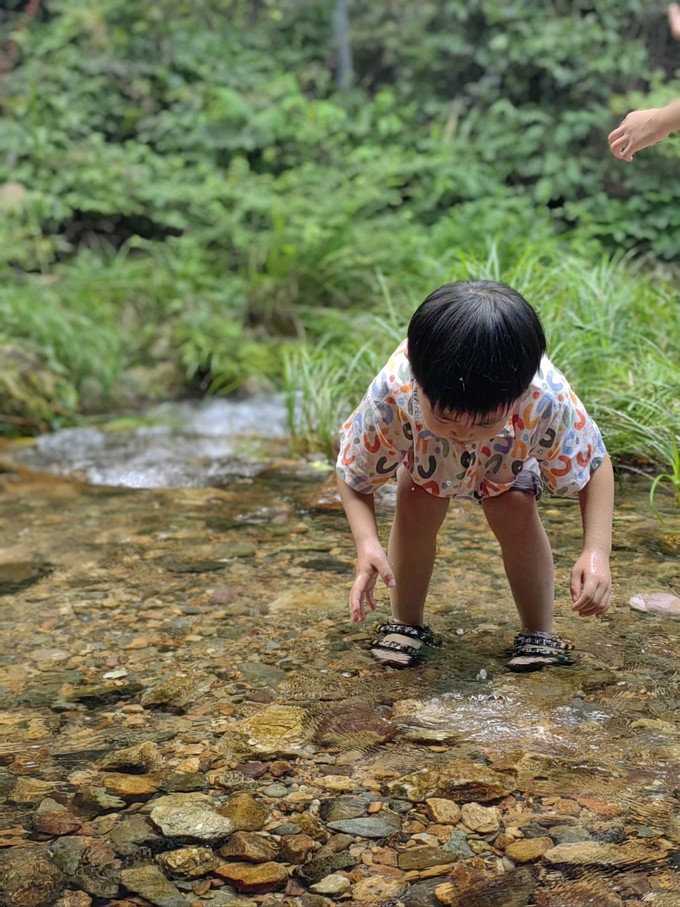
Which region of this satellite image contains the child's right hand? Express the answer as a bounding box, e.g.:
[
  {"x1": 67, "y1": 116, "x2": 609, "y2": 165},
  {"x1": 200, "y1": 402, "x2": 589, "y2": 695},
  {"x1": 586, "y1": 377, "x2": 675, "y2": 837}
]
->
[{"x1": 349, "y1": 541, "x2": 396, "y2": 622}]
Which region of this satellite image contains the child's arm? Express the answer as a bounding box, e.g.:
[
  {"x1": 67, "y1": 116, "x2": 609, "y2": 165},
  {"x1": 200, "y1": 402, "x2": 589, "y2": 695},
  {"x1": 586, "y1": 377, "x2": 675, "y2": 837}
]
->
[
  {"x1": 336, "y1": 476, "x2": 396, "y2": 623},
  {"x1": 570, "y1": 453, "x2": 614, "y2": 617},
  {"x1": 608, "y1": 98, "x2": 680, "y2": 161}
]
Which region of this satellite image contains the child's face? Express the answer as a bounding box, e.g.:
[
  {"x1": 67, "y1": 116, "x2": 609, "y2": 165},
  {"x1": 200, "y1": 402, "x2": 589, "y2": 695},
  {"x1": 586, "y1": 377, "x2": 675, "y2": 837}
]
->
[{"x1": 417, "y1": 389, "x2": 510, "y2": 443}]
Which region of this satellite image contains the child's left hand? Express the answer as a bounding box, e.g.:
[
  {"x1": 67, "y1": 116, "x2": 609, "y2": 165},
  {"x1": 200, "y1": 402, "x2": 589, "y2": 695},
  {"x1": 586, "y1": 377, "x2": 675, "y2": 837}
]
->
[{"x1": 570, "y1": 548, "x2": 612, "y2": 617}]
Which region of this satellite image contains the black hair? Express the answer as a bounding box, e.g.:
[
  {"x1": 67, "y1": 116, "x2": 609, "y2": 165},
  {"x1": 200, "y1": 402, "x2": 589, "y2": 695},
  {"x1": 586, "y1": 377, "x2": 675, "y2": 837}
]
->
[{"x1": 407, "y1": 280, "x2": 546, "y2": 419}]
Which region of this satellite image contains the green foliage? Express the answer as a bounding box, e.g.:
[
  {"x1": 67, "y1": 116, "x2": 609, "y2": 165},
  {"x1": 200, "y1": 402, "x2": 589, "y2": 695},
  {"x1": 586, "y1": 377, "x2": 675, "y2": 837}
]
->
[
  {"x1": 0, "y1": 0, "x2": 679, "y2": 495},
  {"x1": 649, "y1": 438, "x2": 680, "y2": 518}
]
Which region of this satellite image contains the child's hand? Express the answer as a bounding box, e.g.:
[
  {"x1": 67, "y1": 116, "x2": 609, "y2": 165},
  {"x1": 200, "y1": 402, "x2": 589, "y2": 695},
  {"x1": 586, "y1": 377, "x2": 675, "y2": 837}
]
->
[
  {"x1": 349, "y1": 541, "x2": 396, "y2": 622},
  {"x1": 570, "y1": 548, "x2": 612, "y2": 617}
]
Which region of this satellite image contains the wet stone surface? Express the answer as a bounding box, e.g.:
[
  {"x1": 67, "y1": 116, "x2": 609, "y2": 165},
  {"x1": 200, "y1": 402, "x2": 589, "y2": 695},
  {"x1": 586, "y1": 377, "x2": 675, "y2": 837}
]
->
[{"x1": 0, "y1": 452, "x2": 679, "y2": 906}]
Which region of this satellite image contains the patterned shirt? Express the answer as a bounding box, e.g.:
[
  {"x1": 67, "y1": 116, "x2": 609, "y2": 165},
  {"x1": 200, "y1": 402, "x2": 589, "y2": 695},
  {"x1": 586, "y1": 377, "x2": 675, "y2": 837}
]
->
[{"x1": 337, "y1": 340, "x2": 606, "y2": 500}]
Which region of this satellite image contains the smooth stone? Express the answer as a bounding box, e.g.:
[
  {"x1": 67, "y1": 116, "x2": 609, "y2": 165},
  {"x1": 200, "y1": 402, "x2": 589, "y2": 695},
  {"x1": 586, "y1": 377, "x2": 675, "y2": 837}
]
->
[
  {"x1": 505, "y1": 836, "x2": 554, "y2": 862},
  {"x1": 426, "y1": 798, "x2": 462, "y2": 825},
  {"x1": 351, "y1": 876, "x2": 408, "y2": 904},
  {"x1": 309, "y1": 873, "x2": 352, "y2": 895},
  {"x1": 326, "y1": 814, "x2": 402, "y2": 838},
  {"x1": 629, "y1": 592, "x2": 680, "y2": 616},
  {"x1": 156, "y1": 847, "x2": 220, "y2": 879},
  {"x1": 140, "y1": 673, "x2": 215, "y2": 711},
  {"x1": 296, "y1": 851, "x2": 357, "y2": 884},
  {"x1": 218, "y1": 792, "x2": 269, "y2": 831},
  {"x1": 34, "y1": 798, "x2": 82, "y2": 836},
  {"x1": 235, "y1": 705, "x2": 311, "y2": 756},
  {"x1": 49, "y1": 836, "x2": 89, "y2": 876},
  {"x1": 0, "y1": 846, "x2": 66, "y2": 906},
  {"x1": 239, "y1": 662, "x2": 286, "y2": 687},
  {"x1": 548, "y1": 825, "x2": 591, "y2": 845},
  {"x1": 386, "y1": 760, "x2": 515, "y2": 803},
  {"x1": 219, "y1": 831, "x2": 280, "y2": 863},
  {"x1": 150, "y1": 802, "x2": 235, "y2": 842},
  {"x1": 543, "y1": 841, "x2": 659, "y2": 867},
  {"x1": 397, "y1": 845, "x2": 454, "y2": 870},
  {"x1": 442, "y1": 829, "x2": 474, "y2": 858},
  {"x1": 98, "y1": 741, "x2": 161, "y2": 773},
  {"x1": 160, "y1": 772, "x2": 209, "y2": 793},
  {"x1": 99, "y1": 772, "x2": 159, "y2": 798},
  {"x1": 460, "y1": 802, "x2": 500, "y2": 833},
  {"x1": 261, "y1": 782, "x2": 288, "y2": 798},
  {"x1": 107, "y1": 815, "x2": 163, "y2": 857},
  {"x1": 213, "y1": 861, "x2": 289, "y2": 894},
  {"x1": 119, "y1": 865, "x2": 188, "y2": 907},
  {"x1": 319, "y1": 796, "x2": 373, "y2": 823}
]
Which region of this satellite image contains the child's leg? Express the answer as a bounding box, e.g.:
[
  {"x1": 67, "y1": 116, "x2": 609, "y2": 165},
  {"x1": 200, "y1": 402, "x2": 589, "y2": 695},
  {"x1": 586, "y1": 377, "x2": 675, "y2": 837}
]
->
[
  {"x1": 482, "y1": 489, "x2": 554, "y2": 634},
  {"x1": 670, "y1": 4, "x2": 680, "y2": 41},
  {"x1": 372, "y1": 466, "x2": 449, "y2": 665}
]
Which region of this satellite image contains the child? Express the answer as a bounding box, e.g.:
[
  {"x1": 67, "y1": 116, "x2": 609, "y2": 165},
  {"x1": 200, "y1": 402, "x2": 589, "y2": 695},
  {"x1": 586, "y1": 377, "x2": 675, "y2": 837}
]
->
[{"x1": 336, "y1": 281, "x2": 614, "y2": 671}]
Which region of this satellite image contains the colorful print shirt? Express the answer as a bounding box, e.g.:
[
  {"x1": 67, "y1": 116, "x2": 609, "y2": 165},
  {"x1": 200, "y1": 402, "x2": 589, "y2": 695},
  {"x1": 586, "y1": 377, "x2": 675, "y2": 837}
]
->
[{"x1": 337, "y1": 340, "x2": 606, "y2": 500}]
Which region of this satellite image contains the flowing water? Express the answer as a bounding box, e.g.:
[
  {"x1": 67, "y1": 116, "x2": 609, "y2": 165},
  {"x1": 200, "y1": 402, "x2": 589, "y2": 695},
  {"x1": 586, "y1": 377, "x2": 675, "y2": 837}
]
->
[{"x1": 0, "y1": 400, "x2": 679, "y2": 907}]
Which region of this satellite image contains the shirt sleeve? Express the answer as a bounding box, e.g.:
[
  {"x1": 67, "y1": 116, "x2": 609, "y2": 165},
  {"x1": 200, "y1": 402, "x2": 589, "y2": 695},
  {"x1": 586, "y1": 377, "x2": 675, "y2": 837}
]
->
[
  {"x1": 529, "y1": 364, "x2": 607, "y2": 497},
  {"x1": 336, "y1": 369, "x2": 411, "y2": 494}
]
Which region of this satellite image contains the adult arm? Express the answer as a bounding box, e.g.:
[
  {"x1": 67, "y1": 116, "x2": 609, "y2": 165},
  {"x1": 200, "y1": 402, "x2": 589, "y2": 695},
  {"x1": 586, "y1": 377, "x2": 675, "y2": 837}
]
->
[{"x1": 608, "y1": 98, "x2": 680, "y2": 161}]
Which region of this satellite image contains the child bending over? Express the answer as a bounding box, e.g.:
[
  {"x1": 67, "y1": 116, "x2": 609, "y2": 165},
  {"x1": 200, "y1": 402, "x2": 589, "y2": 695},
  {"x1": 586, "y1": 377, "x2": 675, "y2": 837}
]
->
[{"x1": 336, "y1": 281, "x2": 614, "y2": 671}]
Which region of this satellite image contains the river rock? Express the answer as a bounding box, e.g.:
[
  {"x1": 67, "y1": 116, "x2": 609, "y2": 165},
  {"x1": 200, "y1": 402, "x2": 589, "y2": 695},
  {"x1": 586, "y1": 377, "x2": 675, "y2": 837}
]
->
[
  {"x1": 386, "y1": 760, "x2": 515, "y2": 803},
  {"x1": 7, "y1": 777, "x2": 55, "y2": 805},
  {"x1": 279, "y1": 833, "x2": 317, "y2": 863},
  {"x1": 98, "y1": 741, "x2": 161, "y2": 773},
  {"x1": 351, "y1": 875, "x2": 409, "y2": 904},
  {"x1": 107, "y1": 815, "x2": 163, "y2": 857},
  {"x1": 0, "y1": 846, "x2": 66, "y2": 906},
  {"x1": 442, "y1": 829, "x2": 474, "y2": 858},
  {"x1": 150, "y1": 800, "x2": 235, "y2": 841},
  {"x1": 319, "y1": 795, "x2": 372, "y2": 823},
  {"x1": 49, "y1": 835, "x2": 89, "y2": 876},
  {"x1": 326, "y1": 814, "x2": 402, "y2": 838},
  {"x1": 218, "y1": 792, "x2": 269, "y2": 831},
  {"x1": 296, "y1": 851, "x2": 356, "y2": 884},
  {"x1": 100, "y1": 772, "x2": 159, "y2": 799},
  {"x1": 548, "y1": 824, "x2": 591, "y2": 845},
  {"x1": 213, "y1": 860, "x2": 289, "y2": 893},
  {"x1": 460, "y1": 803, "x2": 500, "y2": 833},
  {"x1": 426, "y1": 798, "x2": 462, "y2": 825},
  {"x1": 313, "y1": 700, "x2": 395, "y2": 750},
  {"x1": 219, "y1": 831, "x2": 279, "y2": 862},
  {"x1": 309, "y1": 873, "x2": 352, "y2": 895},
  {"x1": 629, "y1": 592, "x2": 680, "y2": 616},
  {"x1": 534, "y1": 878, "x2": 624, "y2": 907},
  {"x1": 543, "y1": 841, "x2": 660, "y2": 867},
  {"x1": 54, "y1": 892, "x2": 93, "y2": 907},
  {"x1": 398, "y1": 845, "x2": 455, "y2": 870},
  {"x1": 235, "y1": 705, "x2": 311, "y2": 755},
  {"x1": 505, "y1": 836, "x2": 554, "y2": 862},
  {"x1": 156, "y1": 846, "x2": 220, "y2": 878},
  {"x1": 120, "y1": 865, "x2": 188, "y2": 906},
  {"x1": 140, "y1": 673, "x2": 215, "y2": 711},
  {"x1": 73, "y1": 840, "x2": 122, "y2": 898},
  {"x1": 34, "y1": 797, "x2": 83, "y2": 836}
]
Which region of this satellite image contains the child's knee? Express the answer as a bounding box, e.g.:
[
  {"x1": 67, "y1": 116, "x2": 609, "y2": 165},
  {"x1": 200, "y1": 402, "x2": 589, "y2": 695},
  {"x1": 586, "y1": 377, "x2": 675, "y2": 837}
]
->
[{"x1": 484, "y1": 488, "x2": 538, "y2": 521}]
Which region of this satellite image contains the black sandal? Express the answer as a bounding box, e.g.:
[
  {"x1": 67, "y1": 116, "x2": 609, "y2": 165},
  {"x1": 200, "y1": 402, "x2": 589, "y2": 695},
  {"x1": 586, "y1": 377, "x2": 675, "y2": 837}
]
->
[
  {"x1": 370, "y1": 621, "x2": 441, "y2": 668},
  {"x1": 507, "y1": 631, "x2": 575, "y2": 673}
]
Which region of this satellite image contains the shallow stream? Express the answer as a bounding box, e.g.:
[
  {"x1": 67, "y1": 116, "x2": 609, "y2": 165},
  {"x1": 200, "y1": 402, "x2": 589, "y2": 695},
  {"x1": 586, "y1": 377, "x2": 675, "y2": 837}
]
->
[{"x1": 0, "y1": 400, "x2": 679, "y2": 907}]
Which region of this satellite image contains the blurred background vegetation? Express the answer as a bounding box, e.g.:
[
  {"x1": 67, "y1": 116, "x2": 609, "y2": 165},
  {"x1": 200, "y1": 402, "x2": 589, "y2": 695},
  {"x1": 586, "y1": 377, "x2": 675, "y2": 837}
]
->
[{"x1": 0, "y1": 0, "x2": 678, "y2": 481}]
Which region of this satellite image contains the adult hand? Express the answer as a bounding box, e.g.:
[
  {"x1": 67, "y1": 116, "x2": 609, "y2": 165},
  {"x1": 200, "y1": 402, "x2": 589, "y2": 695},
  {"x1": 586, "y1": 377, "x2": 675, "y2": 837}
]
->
[
  {"x1": 349, "y1": 541, "x2": 395, "y2": 622},
  {"x1": 570, "y1": 548, "x2": 612, "y2": 617},
  {"x1": 608, "y1": 108, "x2": 668, "y2": 161}
]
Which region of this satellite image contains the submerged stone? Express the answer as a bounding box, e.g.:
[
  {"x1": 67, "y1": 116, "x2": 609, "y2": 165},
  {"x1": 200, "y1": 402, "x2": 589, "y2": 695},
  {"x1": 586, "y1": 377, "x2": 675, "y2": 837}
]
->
[
  {"x1": 120, "y1": 865, "x2": 188, "y2": 906},
  {"x1": 0, "y1": 846, "x2": 66, "y2": 906},
  {"x1": 149, "y1": 801, "x2": 235, "y2": 842},
  {"x1": 629, "y1": 592, "x2": 680, "y2": 616}
]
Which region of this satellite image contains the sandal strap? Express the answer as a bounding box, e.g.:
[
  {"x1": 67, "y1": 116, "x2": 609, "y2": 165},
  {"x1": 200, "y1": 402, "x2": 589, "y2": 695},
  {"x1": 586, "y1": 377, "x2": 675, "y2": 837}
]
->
[
  {"x1": 371, "y1": 639, "x2": 422, "y2": 658},
  {"x1": 375, "y1": 621, "x2": 441, "y2": 647},
  {"x1": 513, "y1": 645, "x2": 574, "y2": 662},
  {"x1": 514, "y1": 632, "x2": 573, "y2": 652}
]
